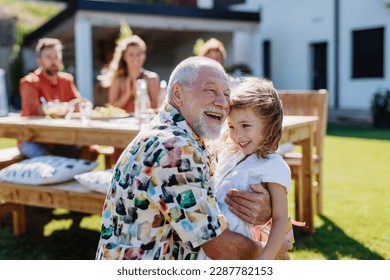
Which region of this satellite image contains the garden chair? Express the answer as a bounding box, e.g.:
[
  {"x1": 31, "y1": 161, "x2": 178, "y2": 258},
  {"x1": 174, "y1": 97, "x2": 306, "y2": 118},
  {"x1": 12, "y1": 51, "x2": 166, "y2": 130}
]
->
[{"x1": 278, "y1": 90, "x2": 328, "y2": 220}]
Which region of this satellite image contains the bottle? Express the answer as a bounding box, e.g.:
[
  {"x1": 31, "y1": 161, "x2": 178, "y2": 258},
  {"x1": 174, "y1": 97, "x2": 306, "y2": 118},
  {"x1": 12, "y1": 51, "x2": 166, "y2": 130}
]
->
[
  {"x1": 0, "y1": 69, "x2": 9, "y2": 117},
  {"x1": 134, "y1": 79, "x2": 150, "y2": 125},
  {"x1": 158, "y1": 80, "x2": 167, "y2": 107}
]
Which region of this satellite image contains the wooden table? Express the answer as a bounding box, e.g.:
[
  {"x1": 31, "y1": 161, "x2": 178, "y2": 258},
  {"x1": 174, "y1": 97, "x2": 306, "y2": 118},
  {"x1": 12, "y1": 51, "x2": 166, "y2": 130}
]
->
[
  {"x1": 281, "y1": 115, "x2": 318, "y2": 233},
  {"x1": 0, "y1": 115, "x2": 140, "y2": 149},
  {"x1": 0, "y1": 114, "x2": 318, "y2": 234}
]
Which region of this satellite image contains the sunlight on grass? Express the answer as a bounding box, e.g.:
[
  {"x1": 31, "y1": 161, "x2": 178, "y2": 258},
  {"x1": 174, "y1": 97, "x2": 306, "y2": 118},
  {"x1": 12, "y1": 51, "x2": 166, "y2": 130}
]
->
[
  {"x1": 289, "y1": 134, "x2": 390, "y2": 260},
  {"x1": 0, "y1": 138, "x2": 16, "y2": 149},
  {"x1": 52, "y1": 208, "x2": 70, "y2": 215},
  {"x1": 79, "y1": 214, "x2": 102, "y2": 232},
  {"x1": 43, "y1": 219, "x2": 73, "y2": 237}
]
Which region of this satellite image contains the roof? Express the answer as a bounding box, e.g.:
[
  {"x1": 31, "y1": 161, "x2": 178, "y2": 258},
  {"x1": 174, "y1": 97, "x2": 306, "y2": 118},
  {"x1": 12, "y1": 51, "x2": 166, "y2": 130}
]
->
[{"x1": 23, "y1": 0, "x2": 260, "y2": 47}]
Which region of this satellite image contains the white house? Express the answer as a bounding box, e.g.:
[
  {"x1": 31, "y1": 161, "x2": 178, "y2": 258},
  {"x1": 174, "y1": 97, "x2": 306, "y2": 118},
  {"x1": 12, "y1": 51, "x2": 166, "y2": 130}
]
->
[
  {"x1": 20, "y1": 0, "x2": 390, "y2": 121},
  {"x1": 21, "y1": 0, "x2": 259, "y2": 106},
  {"x1": 228, "y1": 0, "x2": 390, "y2": 121}
]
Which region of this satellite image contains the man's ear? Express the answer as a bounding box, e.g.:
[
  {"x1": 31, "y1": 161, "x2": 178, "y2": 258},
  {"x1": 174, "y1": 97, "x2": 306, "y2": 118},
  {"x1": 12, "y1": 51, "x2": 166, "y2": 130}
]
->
[
  {"x1": 36, "y1": 57, "x2": 42, "y2": 67},
  {"x1": 170, "y1": 83, "x2": 184, "y2": 107}
]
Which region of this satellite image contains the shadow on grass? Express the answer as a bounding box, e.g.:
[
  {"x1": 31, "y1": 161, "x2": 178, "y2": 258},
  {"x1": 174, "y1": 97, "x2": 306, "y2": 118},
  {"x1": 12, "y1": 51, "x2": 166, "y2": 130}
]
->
[
  {"x1": 2, "y1": 208, "x2": 384, "y2": 260},
  {"x1": 293, "y1": 215, "x2": 384, "y2": 260},
  {"x1": 327, "y1": 123, "x2": 390, "y2": 141},
  {"x1": 0, "y1": 207, "x2": 100, "y2": 260}
]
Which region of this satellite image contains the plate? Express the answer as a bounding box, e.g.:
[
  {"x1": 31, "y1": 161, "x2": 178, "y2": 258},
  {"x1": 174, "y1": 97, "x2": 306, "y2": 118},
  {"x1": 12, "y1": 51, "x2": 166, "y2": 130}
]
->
[{"x1": 70, "y1": 111, "x2": 132, "y2": 120}]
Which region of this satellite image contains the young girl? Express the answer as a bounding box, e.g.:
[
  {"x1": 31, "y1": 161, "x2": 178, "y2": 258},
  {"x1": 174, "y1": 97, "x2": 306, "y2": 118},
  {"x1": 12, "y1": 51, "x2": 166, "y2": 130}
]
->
[{"x1": 198, "y1": 77, "x2": 292, "y2": 260}]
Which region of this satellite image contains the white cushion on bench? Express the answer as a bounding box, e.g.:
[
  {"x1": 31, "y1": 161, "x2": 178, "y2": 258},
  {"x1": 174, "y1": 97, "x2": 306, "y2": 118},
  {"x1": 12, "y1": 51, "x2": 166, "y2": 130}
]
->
[
  {"x1": 0, "y1": 147, "x2": 21, "y2": 161},
  {"x1": 74, "y1": 169, "x2": 113, "y2": 194},
  {"x1": 0, "y1": 155, "x2": 98, "y2": 185}
]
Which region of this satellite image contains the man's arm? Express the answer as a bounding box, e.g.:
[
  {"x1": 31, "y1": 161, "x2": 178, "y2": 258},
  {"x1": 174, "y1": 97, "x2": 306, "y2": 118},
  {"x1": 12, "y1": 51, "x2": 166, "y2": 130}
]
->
[
  {"x1": 201, "y1": 228, "x2": 263, "y2": 260},
  {"x1": 225, "y1": 183, "x2": 272, "y2": 225},
  {"x1": 20, "y1": 78, "x2": 42, "y2": 116}
]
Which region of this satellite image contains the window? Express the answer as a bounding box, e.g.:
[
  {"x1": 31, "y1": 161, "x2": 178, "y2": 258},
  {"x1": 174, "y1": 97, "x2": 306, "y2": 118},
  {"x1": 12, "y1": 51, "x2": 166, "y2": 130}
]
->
[
  {"x1": 263, "y1": 40, "x2": 271, "y2": 79},
  {"x1": 352, "y1": 27, "x2": 384, "y2": 78}
]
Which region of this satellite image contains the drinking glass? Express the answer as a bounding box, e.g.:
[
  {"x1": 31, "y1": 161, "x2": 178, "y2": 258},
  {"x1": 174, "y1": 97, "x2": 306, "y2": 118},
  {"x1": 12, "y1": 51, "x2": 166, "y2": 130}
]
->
[{"x1": 79, "y1": 100, "x2": 93, "y2": 125}]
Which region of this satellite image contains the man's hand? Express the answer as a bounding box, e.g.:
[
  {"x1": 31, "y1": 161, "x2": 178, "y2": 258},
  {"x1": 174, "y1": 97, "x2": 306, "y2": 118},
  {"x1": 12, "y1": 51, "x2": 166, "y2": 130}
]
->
[{"x1": 225, "y1": 183, "x2": 271, "y2": 225}]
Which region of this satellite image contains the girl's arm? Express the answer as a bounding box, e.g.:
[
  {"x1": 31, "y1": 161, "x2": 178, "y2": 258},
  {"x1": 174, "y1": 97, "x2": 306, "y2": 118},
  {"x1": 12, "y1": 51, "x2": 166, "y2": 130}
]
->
[{"x1": 258, "y1": 182, "x2": 289, "y2": 260}]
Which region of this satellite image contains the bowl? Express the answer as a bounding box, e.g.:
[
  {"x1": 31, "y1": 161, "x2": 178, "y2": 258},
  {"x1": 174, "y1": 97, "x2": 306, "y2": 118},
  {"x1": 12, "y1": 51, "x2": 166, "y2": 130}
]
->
[{"x1": 42, "y1": 100, "x2": 70, "y2": 118}]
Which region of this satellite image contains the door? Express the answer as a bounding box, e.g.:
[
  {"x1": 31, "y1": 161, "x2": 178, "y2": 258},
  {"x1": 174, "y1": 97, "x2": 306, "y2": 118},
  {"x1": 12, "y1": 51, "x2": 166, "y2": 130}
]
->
[{"x1": 311, "y1": 42, "x2": 327, "y2": 90}]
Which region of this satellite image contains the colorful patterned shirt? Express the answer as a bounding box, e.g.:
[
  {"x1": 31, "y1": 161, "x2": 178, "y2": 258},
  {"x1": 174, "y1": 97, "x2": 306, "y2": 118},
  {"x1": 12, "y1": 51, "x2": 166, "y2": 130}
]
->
[{"x1": 95, "y1": 102, "x2": 228, "y2": 260}]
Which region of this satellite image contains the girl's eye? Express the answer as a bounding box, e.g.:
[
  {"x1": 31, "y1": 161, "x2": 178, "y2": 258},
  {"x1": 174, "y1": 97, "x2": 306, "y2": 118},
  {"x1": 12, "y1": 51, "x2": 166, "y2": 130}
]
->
[{"x1": 243, "y1": 124, "x2": 251, "y2": 128}]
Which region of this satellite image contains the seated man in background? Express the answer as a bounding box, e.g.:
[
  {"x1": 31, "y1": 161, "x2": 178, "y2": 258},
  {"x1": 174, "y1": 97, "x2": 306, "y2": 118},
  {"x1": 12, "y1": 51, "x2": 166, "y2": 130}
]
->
[{"x1": 18, "y1": 37, "x2": 87, "y2": 159}]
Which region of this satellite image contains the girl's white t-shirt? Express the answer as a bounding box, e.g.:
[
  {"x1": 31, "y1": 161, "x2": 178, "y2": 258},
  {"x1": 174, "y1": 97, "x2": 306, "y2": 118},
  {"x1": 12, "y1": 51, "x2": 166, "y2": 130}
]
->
[{"x1": 197, "y1": 149, "x2": 291, "y2": 259}]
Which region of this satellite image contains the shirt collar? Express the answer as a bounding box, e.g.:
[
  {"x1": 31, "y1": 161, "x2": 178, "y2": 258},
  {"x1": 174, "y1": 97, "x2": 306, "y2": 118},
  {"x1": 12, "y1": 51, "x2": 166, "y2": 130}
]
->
[
  {"x1": 36, "y1": 68, "x2": 58, "y2": 85},
  {"x1": 159, "y1": 101, "x2": 206, "y2": 148}
]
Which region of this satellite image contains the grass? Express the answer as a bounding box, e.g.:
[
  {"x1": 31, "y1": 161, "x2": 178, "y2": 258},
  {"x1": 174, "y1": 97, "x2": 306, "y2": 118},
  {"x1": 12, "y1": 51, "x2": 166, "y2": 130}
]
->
[
  {"x1": 1, "y1": 123, "x2": 390, "y2": 259},
  {"x1": 291, "y1": 124, "x2": 390, "y2": 260}
]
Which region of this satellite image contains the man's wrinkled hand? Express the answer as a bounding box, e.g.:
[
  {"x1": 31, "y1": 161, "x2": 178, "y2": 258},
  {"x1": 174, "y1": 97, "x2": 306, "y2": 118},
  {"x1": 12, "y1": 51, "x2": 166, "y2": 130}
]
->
[{"x1": 225, "y1": 183, "x2": 271, "y2": 225}]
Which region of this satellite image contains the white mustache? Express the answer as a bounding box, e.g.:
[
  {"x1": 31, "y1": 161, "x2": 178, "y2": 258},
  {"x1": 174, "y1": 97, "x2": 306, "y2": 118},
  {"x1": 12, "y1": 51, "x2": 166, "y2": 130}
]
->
[{"x1": 202, "y1": 105, "x2": 227, "y2": 120}]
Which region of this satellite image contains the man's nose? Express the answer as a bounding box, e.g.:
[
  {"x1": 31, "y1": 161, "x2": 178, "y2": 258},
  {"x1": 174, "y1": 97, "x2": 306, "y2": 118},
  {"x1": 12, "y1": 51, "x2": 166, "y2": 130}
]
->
[{"x1": 213, "y1": 91, "x2": 229, "y2": 109}]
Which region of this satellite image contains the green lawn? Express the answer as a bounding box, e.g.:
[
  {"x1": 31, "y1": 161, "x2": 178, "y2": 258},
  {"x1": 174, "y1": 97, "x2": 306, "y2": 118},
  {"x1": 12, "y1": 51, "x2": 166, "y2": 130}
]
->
[
  {"x1": 291, "y1": 126, "x2": 390, "y2": 260},
  {"x1": 0, "y1": 124, "x2": 389, "y2": 259}
]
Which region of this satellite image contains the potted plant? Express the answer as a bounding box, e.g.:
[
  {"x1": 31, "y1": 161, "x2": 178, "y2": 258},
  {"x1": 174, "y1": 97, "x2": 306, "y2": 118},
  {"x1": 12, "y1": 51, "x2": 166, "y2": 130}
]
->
[{"x1": 371, "y1": 89, "x2": 390, "y2": 128}]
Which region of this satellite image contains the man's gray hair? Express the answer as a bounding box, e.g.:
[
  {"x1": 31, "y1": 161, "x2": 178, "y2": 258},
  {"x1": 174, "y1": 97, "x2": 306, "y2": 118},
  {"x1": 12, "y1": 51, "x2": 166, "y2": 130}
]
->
[{"x1": 167, "y1": 56, "x2": 226, "y2": 98}]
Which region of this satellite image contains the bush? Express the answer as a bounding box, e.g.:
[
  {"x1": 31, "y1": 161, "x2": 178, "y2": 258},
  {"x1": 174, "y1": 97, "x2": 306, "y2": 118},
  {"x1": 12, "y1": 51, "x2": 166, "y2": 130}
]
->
[{"x1": 371, "y1": 89, "x2": 390, "y2": 129}]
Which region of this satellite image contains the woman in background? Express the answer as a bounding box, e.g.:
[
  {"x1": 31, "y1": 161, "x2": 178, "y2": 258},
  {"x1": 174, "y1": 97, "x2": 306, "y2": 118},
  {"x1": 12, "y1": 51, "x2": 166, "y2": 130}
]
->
[
  {"x1": 100, "y1": 35, "x2": 160, "y2": 113},
  {"x1": 199, "y1": 37, "x2": 227, "y2": 66}
]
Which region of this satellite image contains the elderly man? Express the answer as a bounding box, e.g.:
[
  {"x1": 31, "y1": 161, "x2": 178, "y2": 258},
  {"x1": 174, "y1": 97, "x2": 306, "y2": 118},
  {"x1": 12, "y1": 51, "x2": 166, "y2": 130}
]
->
[{"x1": 96, "y1": 56, "x2": 290, "y2": 260}]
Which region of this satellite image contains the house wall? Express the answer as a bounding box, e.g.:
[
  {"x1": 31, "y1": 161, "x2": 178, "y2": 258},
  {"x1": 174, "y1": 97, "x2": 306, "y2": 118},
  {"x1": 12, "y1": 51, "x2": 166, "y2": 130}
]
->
[
  {"x1": 338, "y1": 0, "x2": 390, "y2": 110},
  {"x1": 231, "y1": 0, "x2": 390, "y2": 111}
]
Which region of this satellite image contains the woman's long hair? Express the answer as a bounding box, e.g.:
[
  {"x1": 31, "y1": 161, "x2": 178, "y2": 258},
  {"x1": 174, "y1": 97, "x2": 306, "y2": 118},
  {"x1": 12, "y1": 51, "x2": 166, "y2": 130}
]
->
[{"x1": 98, "y1": 35, "x2": 147, "y2": 88}]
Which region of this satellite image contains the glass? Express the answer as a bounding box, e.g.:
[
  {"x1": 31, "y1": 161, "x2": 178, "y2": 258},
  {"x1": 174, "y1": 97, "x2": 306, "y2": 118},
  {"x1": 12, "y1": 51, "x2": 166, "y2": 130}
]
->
[
  {"x1": 134, "y1": 79, "x2": 152, "y2": 127},
  {"x1": 158, "y1": 80, "x2": 167, "y2": 107},
  {"x1": 79, "y1": 100, "x2": 93, "y2": 125}
]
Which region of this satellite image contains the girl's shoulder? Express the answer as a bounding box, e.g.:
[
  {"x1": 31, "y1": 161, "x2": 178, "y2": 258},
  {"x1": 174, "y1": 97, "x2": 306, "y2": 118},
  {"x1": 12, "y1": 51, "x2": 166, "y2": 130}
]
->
[{"x1": 261, "y1": 153, "x2": 289, "y2": 169}]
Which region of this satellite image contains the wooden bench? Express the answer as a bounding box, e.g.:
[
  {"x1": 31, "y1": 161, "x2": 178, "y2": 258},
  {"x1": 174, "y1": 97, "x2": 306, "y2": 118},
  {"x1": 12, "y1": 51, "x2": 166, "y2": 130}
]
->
[
  {"x1": 0, "y1": 180, "x2": 106, "y2": 235},
  {"x1": 0, "y1": 147, "x2": 25, "y2": 169},
  {"x1": 0, "y1": 147, "x2": 27, "y2": 235}
]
